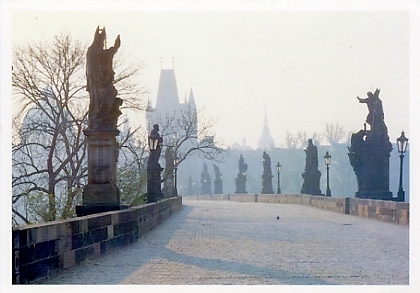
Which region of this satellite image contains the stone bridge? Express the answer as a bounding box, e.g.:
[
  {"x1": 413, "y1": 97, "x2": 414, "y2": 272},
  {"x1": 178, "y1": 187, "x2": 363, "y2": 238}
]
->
[{"x1": 12, "y1": 194, "x2": 409, "y2": 286}]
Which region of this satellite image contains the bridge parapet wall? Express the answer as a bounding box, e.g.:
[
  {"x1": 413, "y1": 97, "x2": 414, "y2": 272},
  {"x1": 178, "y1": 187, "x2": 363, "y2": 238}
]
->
[
  {"x1": 186, "y1": 194, "x2": 408, "y2": 226},
  {"x1": 12, "y1": 196, "x2": 182, "y2": 284}
]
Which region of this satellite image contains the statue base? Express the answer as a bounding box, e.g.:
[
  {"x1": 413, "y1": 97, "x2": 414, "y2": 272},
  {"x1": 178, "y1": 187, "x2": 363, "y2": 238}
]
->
[
  {"x1": 355, "y1": 190, "x2": 393, "y2": 201},
  {"x1": 147, "y1": 164, "x2": 164, "y2": 203},
  {"x1": 82, "y1": 183, "x2": 120, "y2": 205},
  {"x1": 77, "y1": 183, "x2": 126, "y2": 216},
  {"x1": 147, "y1": 191, "x2": 164, "y2": 203}
]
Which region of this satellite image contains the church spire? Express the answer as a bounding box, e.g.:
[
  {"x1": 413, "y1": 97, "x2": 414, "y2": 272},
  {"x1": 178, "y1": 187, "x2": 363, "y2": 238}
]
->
[
  {"x1": 188, "y1": 87, "x2": 196, "y2": 106},
  {"x1": 258, "y1": 107, "x2": 275, "y2": 150}
]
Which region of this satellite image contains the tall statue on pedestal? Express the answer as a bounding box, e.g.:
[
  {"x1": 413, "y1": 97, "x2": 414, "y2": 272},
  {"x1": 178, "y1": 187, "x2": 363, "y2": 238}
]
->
[
  {"x1": 213, "y1": 164, "x2": 223, "y2": 194},
  {"x1": 301, "y1": 139, "x2": 322, "y2": 195},
  {"x1": 200, "y1": 162, "x2": 212, "y2": 194},
  {"x1": 261, "y1": 151, "x2": 274, "y2": 194},
  {"x1": 348, "y1": 89, "x2": 393, "y2": 200},
  {"x1": 77, "y1": 27, "x2": 125, "y2": 216},
  {"x1": 235, "y1": 154, "x2": 248, "y2": 193}
]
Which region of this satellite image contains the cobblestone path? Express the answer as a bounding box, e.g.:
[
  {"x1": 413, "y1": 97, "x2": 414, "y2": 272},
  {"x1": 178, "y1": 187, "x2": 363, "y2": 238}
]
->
[{"x1": 39, "y1": 199, "x2": 409, "y2": 285}]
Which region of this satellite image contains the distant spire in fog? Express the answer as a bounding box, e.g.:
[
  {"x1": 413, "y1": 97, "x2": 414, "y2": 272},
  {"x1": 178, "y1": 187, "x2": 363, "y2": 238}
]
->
[{"x1": 258, "y1": 106, "x2": 275, "y2": 150}]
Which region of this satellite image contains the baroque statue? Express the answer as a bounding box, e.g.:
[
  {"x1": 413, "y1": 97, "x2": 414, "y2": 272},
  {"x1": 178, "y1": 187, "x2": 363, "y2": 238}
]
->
[
  {"x1": 348, "y1": 89, "x2": 393, "y2": 200},
  {"x1": 301, "y1": 139, "x2": 322, "y2": 195},
  {"x1": 86, "y1": 26, "x2": 123, "y2": 129},
  {"x1": 261, "y1": 151, "x2": 274, "y2": 194},
  {"x1": 200, "y1": 162, "x2": 212, "y2": 194},
  {"x1": 213, "y1": 164, "x2": 223, "y2": 194},
  {"x1": 235, "y1": 154, "x2": 248, "y2": 193}
]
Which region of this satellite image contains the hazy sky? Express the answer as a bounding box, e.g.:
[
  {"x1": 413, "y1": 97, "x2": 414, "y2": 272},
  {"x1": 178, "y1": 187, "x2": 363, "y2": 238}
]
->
[
  {"x1": 1, "y1": 2, "x2": 420, "y2": 292},
  {"x1": 5, "y1": 1, "x2": 414, "y2": 149}
]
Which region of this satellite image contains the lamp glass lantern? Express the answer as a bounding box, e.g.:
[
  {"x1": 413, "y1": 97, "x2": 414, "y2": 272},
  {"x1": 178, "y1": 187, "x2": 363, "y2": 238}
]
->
[
  {"x1": 148, "y1": 136, "x2": 159, "y2": 151},
  {"x1": 173, "y1": 155, "x2": 180, "y2": 167},
  {"x1": 324, "y1": 151, "x2": 331, "y2": 166},
  {"x1": 397, "y1": 131, "x2": 408, "y2": 154},
  {"x1": 276, "y1": 162, "x2": 282, "y2": 173}
]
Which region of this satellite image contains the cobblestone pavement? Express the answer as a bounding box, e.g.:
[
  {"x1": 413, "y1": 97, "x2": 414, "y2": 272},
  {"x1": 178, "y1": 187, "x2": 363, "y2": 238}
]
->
[{"x1": 39, "y1": 199, "x2": 409, "y2": 285}]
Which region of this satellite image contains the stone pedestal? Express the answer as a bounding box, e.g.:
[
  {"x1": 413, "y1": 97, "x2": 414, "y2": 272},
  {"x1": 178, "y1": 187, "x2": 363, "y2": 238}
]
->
[
  {"x1": 235, "y1": 174, "x2": 247, "y2": 193},
  {"x1": 147, "y1": 163, "x2": 164, "y2": 203},
  {"x1": 349, "y1": 133, "x2": 393, "y2": 201},
  {"x1": 77, "y1": 129, "x2": 125, "y2": 216},
  {"x1": 261, "y1": 173, "x2": 274, "y2": 194},
  {"x1": 214, "y1": 178, "x2": 223, "y2": 194},
  {"x1": 301, "y1": 170, "x2": 322, "y2": 195}
]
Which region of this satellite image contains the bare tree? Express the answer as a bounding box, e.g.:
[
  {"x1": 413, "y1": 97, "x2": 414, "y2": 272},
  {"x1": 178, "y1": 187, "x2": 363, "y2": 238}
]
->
[
  {"x1": 295, "y1": 131, "x2": 320, "y2": 149},
  {"x1": 117, "y1": 129, "x2": 148, "y2": 206},
  {"x1": 324, "y1": 122, "x2": 349, "y2": 145},
  {"x1": 12, "y1": 32, "x2": 144, "y2": 224},
  {"x1": 285, "y1": 131, "x2": 298, "y2": 149},
  {"x1": 155, "y1": 106, "x2": 225, "y2": 183}
]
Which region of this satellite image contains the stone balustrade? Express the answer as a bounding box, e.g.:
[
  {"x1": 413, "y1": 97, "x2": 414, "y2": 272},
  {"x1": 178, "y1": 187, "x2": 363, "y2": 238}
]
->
[
  {"x1": 12, "y1": 196, "x2": 182, "y2": 284},
  {"x1": 186, "y1": 194, "x2": 409, "y2": 226}
]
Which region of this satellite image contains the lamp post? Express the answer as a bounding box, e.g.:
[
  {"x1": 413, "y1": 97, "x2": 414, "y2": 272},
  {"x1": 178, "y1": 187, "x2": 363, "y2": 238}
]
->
[
  {"x1": 147, "y1": 124, "x2": 163, "y2": 203},
  {"x1": 173, "y1": 155, "x2": 179, "y2": 197},
  {"x1": 276, "y1": 162, "x2": 282, "y2": 194},
  {"x1": 396, "y1": 131, "x2": 408, "y2": 202},
  {"x1": 324, "y1": 151, "x2": 331, "y2": 197}
]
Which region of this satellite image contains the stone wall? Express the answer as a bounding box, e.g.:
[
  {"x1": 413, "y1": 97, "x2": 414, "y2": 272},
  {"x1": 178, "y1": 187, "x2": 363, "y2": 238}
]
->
[
  {"x1": 12, "y1": 197, "x2": 182, "y2": 284},
  {"x1": 187, "y1": 194, "x2": 408, "y2": 226}
]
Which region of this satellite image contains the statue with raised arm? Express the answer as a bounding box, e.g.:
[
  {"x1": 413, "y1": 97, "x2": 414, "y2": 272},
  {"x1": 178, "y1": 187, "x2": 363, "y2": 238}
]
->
[
  {"x1": 77, "y1": 27, "x2": 124, "y2": 216},
  {"x1": 357, "y1": 88, "x2": 388, "y2": 139},
  {"x1": 86, "y1": 26, "x2": 122, "y2": 129},
  {"x1": 348, "y1": 89, "x2": 393, "y2": 200}
]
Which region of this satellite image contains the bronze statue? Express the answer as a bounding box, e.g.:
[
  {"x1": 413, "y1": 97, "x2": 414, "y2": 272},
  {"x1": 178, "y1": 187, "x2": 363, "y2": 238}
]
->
[
  {"x1": 238, "y1": 154, "x2": 248, "y2": 174},
  {"x1": 348, "y1": 89, "x2": 393, "y2": 200},
  {"x1": 213, "y1": 164, "x2": 223, "y2": 194},
  {"x1": 86, "y1": 26, "x2": 122, "y2": 129},
  {"x1": 200, "y1": 162, "x2": 212, "y2": 194},
  {"x1": 261, "y1": 151, "x2": 274, "y2": 194},
  {"x1": 301, "y1": 139, "x2": 321, "y2": 195},
  {"x1": 357, "y1": 89, "x2": 387, "y2": 139},
  {"x1": 77, "y1": 27, "x2": 124, "y2": 216},
  {"x1": 148, "y1": 124, "x2": 163, "y2": 162},
  {"x1": 235, "y1": 154, "x2": 248, "y2": 193}
]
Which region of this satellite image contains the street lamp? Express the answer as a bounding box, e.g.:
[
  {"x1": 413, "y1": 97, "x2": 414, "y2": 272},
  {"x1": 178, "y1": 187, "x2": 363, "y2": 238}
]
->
[
  {"x1": 147, "y1": 124, "x2": 163, "y2": 203},
  {"x1": 324, "y1": 151, "x2": 331, "y2": 197},
  {"x1": 397, "y1": 131, "x2": 409, "y2": 202},
  {"x1": 173, "y1": 155, "x2": 179, "y2": 197},
  {"x1": 276, "y1": 162, "x2": 282, "y2": 194}
]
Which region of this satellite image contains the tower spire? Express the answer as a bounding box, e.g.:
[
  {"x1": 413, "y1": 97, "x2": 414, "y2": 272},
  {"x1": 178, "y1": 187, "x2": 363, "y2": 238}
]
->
[{"x1": 258, "y1": 105, "x2": 275, "y2": 150}]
